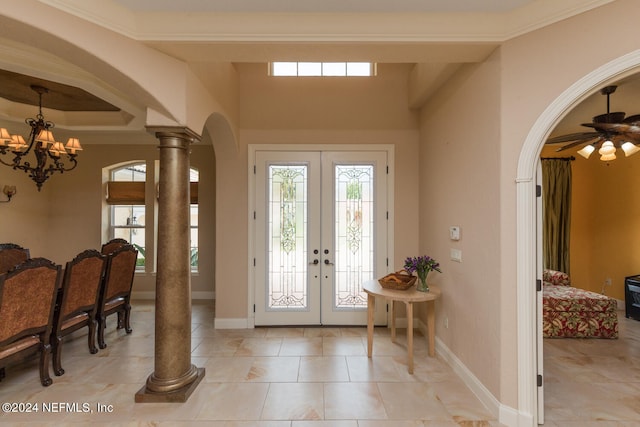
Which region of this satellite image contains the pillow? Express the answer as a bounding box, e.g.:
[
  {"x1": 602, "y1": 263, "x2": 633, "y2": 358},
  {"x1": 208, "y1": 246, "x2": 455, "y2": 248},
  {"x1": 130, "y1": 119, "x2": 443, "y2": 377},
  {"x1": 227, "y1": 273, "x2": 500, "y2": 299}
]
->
[{"x1": 543, "y1": 269, "x2": 571, "y2": 286}]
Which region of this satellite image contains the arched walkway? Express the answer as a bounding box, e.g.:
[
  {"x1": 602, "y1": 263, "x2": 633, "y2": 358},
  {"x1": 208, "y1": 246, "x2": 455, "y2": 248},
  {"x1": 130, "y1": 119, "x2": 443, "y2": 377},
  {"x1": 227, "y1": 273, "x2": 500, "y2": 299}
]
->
[{"x1": 516, "y1": 50, "x2": 640, "y2": 425}]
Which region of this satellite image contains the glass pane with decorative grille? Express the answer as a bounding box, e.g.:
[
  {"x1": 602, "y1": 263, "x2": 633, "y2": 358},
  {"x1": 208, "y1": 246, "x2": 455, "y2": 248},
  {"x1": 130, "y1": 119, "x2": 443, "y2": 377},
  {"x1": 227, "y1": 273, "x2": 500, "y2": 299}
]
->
[
  {"x1": 334, "y1": 165, "x2": 374, "y2": 309},
  {"x1": 268, "y1": 165, "x2": 309, "y2": 310}
]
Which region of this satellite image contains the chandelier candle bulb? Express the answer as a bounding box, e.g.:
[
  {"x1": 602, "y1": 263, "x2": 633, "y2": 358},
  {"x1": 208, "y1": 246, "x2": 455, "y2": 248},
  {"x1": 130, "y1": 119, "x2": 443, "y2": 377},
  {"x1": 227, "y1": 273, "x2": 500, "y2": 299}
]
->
[
  {"x1": 0, "y1": 128, "x2": 11, "y2": 145},
  {"x1": 9, "y1": 135, "x2": 26, "y2": 151},
  {"x1": 65, "y1": 138, "x2": 83, "y2": 155},
  {"x1": 36, "y1": 129, "x2": 56, "y2": 146}
]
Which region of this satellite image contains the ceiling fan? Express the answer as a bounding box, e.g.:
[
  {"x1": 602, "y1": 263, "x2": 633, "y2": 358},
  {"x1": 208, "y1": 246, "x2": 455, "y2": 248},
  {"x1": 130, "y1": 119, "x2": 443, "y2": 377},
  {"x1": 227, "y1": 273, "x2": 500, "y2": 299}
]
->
[{"x1": 546, "y1": 85, "x2": 640, "y2": 161}]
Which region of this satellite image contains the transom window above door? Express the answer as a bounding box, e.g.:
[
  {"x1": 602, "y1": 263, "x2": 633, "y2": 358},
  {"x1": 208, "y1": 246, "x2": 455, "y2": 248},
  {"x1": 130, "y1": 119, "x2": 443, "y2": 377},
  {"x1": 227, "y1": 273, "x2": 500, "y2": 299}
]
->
[{"x1": 270, "y1": 62, "x2": 375, "y2": 77}]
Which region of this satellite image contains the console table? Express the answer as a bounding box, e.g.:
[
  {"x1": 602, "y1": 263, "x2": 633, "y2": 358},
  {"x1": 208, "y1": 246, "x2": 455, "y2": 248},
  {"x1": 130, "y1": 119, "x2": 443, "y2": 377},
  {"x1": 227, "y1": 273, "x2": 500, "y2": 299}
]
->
[{"x1": 362, "y1": 279, "x2": 441, "y2": 374}]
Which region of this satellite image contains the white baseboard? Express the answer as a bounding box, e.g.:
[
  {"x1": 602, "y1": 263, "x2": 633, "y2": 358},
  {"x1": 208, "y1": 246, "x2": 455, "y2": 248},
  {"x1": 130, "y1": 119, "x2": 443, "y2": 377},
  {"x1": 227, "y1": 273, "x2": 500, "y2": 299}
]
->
[
  {"x1": 131, "y1": 291, "x2": 215, "y2": 300},
  {"x1": 214, "y1": 317, "x2": 250, "y2": 329},
  {"x1": 395, "y1": 317, "x2": 520, "y2": 427}
]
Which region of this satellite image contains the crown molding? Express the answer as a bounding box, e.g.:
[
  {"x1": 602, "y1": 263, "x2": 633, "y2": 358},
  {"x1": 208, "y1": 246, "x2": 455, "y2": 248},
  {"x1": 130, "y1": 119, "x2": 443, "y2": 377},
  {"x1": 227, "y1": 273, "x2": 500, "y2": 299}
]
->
[{"x1": 38, "y1": 0, "x2": 615, "y2": 43}]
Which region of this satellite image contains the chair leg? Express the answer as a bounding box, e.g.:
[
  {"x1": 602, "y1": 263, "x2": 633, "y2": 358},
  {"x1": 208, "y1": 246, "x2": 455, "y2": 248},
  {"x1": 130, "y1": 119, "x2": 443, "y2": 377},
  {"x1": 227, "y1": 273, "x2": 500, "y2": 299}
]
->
[
  {"x1": 52, "y1": 336, "x2": 64, "y2": 376},
  {"x1": 117, "y1": 310, "x2": 124, "y2": 330},
  {"x1": 39, "y1": 342, "x2": 53, "y2": 387},
  {"x1": 124, "y1": 303, "x2": 133, "y2": 334},
  {"x1": 98, "y1": 314, "x2": 107, "y2": 349},
  {"x1": 88, "y1": 319, "x2": 98, "y2": 354}
]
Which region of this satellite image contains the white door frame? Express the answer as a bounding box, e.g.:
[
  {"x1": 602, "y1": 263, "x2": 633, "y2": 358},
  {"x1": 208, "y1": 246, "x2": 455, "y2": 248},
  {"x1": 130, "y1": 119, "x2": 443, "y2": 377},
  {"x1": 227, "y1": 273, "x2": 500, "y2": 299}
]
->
[
  {"x1": 248, "y1": 144, "x2": 395, "y2": 328},
  {"x1": 516, "y1": 51, "x2": 640, "y2": 426}
]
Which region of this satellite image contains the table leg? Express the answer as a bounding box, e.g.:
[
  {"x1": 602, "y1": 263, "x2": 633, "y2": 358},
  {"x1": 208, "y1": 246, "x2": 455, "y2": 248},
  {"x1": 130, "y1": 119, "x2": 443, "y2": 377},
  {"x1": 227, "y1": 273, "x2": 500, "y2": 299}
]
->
[
  {"x1": 367, "y1": 293, "x2": 375, "y2": 358},
  {"x1": 427, "y1": 300, "x2": 435, "y2": 357},
  {"x1": 390, "y1": 300, "x2": 396, "y2": 343},
  {"x1": 406, "y1": 301, "x2": 414, "y2": 374}
]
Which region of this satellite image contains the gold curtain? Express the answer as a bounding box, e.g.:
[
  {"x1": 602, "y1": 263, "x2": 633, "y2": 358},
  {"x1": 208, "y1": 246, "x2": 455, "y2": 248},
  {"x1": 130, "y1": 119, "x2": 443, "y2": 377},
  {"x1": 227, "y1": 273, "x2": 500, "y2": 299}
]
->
[{"x1": 542, "y1": 158, "x2": 572, "y2": 274}]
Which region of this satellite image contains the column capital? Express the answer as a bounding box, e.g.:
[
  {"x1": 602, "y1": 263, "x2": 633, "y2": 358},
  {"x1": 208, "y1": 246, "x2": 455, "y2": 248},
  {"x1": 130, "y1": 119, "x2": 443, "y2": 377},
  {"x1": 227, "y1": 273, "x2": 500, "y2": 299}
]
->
[{"x1": 146, "y1": 126, "x2": 201, "y2": 144}]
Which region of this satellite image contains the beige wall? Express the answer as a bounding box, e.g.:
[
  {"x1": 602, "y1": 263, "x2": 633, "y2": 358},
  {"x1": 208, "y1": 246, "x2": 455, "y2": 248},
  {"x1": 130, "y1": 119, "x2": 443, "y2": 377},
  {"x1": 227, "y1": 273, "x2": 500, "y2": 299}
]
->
[
  {"x1": 415, "y1": 0, "x2": 640, "y2": 409},
  {"x1": 0, "y1": 137, "x2": 216, "y2": 296},
  {"x1": 207, "y1": 62, "x2": 422, "y2": 320},
  {"x1": 419, "y1": 55, "x2": 503, "y2": 399}
]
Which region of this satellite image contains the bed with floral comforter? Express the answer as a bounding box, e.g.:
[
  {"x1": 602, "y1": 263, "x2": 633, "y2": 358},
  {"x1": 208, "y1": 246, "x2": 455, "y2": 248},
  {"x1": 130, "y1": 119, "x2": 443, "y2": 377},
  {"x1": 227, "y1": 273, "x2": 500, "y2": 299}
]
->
[{"x1": 542, "y1": 269, "x2": 618, "y2": 339}]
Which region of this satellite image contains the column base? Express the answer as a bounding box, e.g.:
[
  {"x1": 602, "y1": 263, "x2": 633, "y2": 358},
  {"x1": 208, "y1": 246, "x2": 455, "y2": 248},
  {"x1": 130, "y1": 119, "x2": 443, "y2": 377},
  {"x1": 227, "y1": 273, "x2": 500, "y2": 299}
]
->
[{"x1": 135, "y1": 367, "x2": 205, "y2": 403}]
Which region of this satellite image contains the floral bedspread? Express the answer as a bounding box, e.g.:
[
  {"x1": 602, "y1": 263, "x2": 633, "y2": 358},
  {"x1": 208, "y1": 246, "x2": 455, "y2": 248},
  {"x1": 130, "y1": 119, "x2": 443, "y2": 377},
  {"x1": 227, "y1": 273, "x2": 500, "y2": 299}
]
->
[{"x1": 543, "y1": 283, "x2": 618, "y2": 339}]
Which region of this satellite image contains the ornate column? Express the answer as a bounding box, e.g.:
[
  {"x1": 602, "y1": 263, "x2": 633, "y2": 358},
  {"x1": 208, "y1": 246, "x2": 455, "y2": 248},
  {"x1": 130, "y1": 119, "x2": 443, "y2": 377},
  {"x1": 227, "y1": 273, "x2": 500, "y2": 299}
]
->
[{"x1": 135, "y1": 126, "x2": 205, "y2": 402}]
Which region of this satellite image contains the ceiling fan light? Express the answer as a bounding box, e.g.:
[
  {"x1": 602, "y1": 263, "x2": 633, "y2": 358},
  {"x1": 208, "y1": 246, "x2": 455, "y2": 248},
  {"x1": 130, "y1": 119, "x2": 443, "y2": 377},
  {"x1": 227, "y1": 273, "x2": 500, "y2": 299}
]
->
[
  {"x1": 600, "y1": 152, "x2": 617, "y2": 162},
  {"x1": 621, "y1": 142, "x2": 640, "y2": 157},
  {"x1": 598, "y1": 140, "x2": 616, "y2": 156},
  {"x1": 577, "y1": 145, "x2": 595, "y2": 159}
]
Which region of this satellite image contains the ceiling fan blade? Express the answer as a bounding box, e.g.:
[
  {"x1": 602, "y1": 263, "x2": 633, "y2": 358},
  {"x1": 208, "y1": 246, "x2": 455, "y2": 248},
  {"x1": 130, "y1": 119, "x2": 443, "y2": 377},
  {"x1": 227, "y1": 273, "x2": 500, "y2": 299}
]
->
[
  {"x1": 622, "y1": 132, "x2": 640, "y2": 143},
  {"x1": 546, "y1": 132, "x2": 600, "y2": 144},
  {"x1": 584, "y1": 122, "x2": 640, "y2": 134},
  {"x1": 554, "y1": 136, "x2": 602, "y2": 152},
  {"x1": 623, "y1": 114, "x2": 640, "y2": 124}
]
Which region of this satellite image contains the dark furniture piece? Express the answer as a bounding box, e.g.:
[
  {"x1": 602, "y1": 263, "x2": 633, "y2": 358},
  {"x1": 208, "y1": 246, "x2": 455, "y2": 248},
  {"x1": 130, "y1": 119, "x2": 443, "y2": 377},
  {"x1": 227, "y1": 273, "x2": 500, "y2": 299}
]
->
[
  {"x1": 0, "y1": 243, "x2": 30, "y2": 273},
  {"x1": 624, "y1": 275, "x2": 640, "y2": 320},
  {"x1": 0, "y1": 258, "x2": 61, "y2": 386},
  {"x1": 97, "y1": 244, "x2": 137, "y2": 349},
  {"x1": 101, "y1": 238, "x2": 129, "y2": 255},
  {"x1": 52, "y1": 249, "x2": 107, "y2": 376}
]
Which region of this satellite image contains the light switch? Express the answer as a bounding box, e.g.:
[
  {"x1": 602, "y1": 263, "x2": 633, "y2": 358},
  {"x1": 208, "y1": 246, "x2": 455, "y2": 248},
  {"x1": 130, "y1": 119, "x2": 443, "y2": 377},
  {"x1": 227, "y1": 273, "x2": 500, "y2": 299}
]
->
[{"x1": 449, "y1": 226, "x2": 460, "y2": 241}]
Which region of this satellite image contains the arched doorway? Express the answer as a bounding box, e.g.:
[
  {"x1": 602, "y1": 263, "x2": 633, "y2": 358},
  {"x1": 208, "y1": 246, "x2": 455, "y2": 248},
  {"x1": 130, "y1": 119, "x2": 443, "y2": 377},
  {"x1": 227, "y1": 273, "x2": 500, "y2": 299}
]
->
[{"x1": 516, "y1": 50, "x2": 640, "y2": 425}]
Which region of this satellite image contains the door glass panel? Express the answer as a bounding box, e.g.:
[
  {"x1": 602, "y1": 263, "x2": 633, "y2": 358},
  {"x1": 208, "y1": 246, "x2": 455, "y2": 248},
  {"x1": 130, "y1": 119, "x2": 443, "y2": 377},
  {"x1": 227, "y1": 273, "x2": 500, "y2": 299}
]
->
[
  {"x1": 268, "y1": 165, "x2": 309, "y2": 310},
  {"x1": 334, "y1": 164, "x2": 374, "y2": 309}
]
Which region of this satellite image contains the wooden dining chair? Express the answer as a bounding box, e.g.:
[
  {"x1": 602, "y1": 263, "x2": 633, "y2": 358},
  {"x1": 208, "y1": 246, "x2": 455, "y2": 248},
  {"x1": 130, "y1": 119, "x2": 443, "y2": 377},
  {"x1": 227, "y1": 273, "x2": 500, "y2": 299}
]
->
[
  {"x1": 0, "y1": 243, "x2": 30, "y2": 273},
  {"x1": 51, "y1": 249, "x2": 107, "y2": 376},
  {"x1": 0, "y1": 258, "x2": 61, "y2": 386},
  {"x1": 100, "y1": 238, "x2": 129, "y2": 255},
  {"x1": 97, "y1": 244, "x2": 137, "y2": 349}
]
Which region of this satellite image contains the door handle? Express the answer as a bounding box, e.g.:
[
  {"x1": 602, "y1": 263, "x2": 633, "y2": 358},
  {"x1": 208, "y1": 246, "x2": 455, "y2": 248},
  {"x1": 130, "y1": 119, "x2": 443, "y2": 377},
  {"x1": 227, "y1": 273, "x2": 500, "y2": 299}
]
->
[
  {"x1": 324, "y1": 259, "x2": 334, "y2": 266},
  {"x1": 309, "y1": 259, "x2": 319, "y2": 265}
]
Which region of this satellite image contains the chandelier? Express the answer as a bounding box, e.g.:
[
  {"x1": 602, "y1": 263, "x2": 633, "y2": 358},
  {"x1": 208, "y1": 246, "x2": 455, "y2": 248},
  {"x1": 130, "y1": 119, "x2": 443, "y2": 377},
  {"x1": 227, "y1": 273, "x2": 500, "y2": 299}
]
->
[{"x1": 0, "y1": 85, "x2": 82, "y2": 191}]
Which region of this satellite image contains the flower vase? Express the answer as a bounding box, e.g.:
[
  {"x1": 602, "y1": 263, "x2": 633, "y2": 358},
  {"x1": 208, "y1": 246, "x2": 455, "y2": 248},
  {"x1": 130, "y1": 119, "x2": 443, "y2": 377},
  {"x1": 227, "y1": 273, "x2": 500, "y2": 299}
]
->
[{"x1": 416, "y1": 275, "x2": 429, "y2": 292}]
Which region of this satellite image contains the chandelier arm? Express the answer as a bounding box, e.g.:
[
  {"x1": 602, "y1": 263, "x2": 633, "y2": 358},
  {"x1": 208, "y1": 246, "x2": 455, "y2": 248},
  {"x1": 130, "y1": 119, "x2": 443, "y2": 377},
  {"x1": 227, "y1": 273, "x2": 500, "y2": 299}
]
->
[
  {"x1": 0, "y1": 149, "x2": 28, "y2": 169},
  {"x1": 0, "y1": 153, "x2": 19, "y2": 168},
  {"x1": 48, "y1": 151, "x2": 79, "y2": 172}
]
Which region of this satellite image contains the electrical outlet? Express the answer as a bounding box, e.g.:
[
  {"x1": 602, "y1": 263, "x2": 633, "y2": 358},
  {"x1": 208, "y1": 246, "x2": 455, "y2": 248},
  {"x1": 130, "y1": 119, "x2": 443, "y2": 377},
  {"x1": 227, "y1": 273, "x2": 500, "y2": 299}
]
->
[{"x1": 605, "y1": 278, "x2": 612, "y2": 286}]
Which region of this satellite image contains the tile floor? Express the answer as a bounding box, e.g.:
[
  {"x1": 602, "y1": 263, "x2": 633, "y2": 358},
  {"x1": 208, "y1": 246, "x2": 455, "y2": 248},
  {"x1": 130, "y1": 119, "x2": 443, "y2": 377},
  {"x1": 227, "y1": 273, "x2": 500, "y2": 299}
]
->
[
  {"x1": 4, "y1": 301, "x2": 640, "y2": 426},
  {"x1": 543, "y1": 312, "x2": 640, "y2": 426},
  {"x1": 0, "y1": 300, "x2": 501, "y2": 426}
]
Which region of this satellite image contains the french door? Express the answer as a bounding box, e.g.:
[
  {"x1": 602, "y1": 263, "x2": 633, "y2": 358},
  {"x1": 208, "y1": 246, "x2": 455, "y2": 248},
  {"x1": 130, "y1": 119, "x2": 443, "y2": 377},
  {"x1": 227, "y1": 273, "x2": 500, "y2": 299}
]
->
[{"x1": 253, "y1": 149, "x2": 389, "y2": 326}]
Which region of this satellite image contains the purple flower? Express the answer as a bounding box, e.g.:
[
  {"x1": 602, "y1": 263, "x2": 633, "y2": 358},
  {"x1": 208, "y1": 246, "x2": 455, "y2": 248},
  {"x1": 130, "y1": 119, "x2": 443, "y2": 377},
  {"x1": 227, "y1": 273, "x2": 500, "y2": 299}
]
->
[{"x1": 403, "y1": 255, "x2": 442, "y2": 279}]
